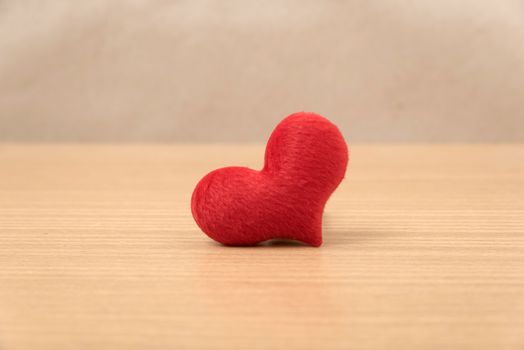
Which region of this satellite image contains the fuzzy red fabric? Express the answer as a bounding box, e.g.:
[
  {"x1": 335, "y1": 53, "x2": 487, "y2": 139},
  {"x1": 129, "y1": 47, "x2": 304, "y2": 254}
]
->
[{"x1": 191, "y1": 112, "x2": 349, "y2": 247}]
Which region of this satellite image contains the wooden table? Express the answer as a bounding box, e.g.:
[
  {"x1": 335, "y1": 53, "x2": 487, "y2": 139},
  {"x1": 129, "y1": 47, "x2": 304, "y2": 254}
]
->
[{"x1": 1, "y1": 144, "x2": 523, "y2": 350}]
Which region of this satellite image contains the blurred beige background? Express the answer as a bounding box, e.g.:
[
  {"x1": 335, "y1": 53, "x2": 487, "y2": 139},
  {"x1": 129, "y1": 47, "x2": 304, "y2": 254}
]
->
[{"x1": 0, "y1": 0, "x2": 523, "y2": 142}]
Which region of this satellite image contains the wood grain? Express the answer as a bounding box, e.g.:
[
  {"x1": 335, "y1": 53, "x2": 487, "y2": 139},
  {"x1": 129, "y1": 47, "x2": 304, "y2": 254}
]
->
[{"x1": 0, "y1": 144, "x2": 523, "y2": 350}]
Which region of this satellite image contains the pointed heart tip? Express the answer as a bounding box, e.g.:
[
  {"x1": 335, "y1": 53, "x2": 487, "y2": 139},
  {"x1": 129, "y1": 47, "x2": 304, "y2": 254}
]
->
[{"x1": 301, "y1": 234, "x2": 323, "y2": 247}]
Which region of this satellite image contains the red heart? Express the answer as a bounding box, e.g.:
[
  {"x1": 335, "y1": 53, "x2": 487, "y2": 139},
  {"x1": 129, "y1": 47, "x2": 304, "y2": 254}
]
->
[{"x1": 191, "y1": 112, "x2": 349, "y2": 247}]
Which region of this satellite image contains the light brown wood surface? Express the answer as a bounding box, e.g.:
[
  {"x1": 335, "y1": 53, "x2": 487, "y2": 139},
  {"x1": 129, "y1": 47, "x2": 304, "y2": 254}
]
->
[{"x1": 1, "y1": 144, "x2": 523, "y2": 350}]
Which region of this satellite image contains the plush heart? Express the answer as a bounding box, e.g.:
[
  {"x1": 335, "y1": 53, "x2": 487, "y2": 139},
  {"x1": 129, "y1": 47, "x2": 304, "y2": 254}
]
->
[{"x1": 191, "y1": 112, "x2": 349, "y2": 247}]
